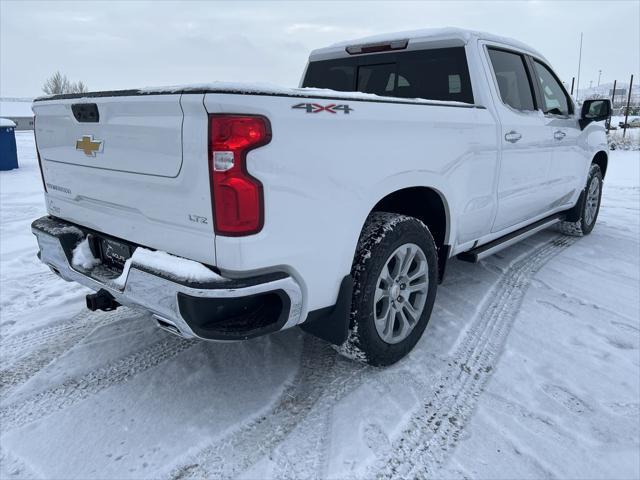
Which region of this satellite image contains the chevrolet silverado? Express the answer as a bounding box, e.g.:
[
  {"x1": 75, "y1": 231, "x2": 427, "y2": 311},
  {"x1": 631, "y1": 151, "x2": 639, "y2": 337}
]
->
[{"x1": 31, "y1": 28, "x2": 611, "y2": 365}]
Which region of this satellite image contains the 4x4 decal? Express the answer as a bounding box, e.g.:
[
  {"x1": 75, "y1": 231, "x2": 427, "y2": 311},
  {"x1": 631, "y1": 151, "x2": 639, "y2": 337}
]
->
[{"x1": 292, "y1": 103, "x2": 353, "y2": 114}]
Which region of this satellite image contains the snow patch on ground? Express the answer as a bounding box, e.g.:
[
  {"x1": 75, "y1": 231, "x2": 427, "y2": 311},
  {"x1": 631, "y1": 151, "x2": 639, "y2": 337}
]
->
[{"x1": 1, "y1": 133, "x2": 638, "y2": 479}]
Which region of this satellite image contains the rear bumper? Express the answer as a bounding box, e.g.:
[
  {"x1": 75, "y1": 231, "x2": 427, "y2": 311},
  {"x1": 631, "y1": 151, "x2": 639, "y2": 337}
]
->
[{"x1": 31, "y1": 216, "x2": 303, "y2": 341}]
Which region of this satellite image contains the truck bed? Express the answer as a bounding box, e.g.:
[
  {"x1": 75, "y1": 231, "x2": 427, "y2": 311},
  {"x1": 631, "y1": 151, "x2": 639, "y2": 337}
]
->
[{"x1": 33, "y1": 83, "x2": 494, "y2": 312}]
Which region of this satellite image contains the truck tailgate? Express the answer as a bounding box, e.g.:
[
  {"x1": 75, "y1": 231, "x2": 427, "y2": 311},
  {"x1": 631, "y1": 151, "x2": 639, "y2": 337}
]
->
[{"x1": 33, "y1": 94, "x2": 216, "y2": 265}]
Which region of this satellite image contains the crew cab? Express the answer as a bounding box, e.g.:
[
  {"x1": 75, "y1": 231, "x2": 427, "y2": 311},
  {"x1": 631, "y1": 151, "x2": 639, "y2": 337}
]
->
[{"x1": 31, "y1": 28, "x2": 611, "y2": 365}]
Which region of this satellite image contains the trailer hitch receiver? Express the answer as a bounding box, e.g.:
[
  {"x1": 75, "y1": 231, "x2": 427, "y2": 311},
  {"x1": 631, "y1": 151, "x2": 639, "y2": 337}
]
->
[{"x1": 86, "y1": 289, "x2": 120, "y2": 312}]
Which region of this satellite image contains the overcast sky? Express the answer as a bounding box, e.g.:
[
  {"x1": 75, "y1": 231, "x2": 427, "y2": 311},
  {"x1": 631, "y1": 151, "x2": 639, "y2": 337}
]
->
[{"x1": 1, "y1": 0, "x2": 639, "y2": 98}]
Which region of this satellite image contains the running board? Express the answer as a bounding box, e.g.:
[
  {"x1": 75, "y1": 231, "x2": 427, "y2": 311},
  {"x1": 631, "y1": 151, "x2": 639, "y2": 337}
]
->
[{"x1": 457, "y1": 214, "x2": 564, "y2": 263}]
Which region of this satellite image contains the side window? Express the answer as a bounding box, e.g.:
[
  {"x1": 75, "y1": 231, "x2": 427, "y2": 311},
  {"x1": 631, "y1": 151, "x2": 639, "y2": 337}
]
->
[
  {"x1": 533, "y1": 61, "x2": 571, "y2": 116},
  {"x1": 394, "y1": 47, "x2": 475, "y2": 103},
  {"x1": 303, "y1": 62, "x2": 355, "y2": 92},
  {"x1": 487, "y1": 48, "x2": 535, "y2": 111}
]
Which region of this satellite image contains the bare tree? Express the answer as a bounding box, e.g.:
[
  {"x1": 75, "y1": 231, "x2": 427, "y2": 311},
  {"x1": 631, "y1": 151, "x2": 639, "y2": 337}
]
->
[
  {"x1": 42, "y1": 72, "x2": 88, "y2": 95},
  {"x1": 42, "y1": 71, "x2": 70, "y2": 95},
  {"x1": 72, "y1": 81, "x2": 88, "y2": 93}
]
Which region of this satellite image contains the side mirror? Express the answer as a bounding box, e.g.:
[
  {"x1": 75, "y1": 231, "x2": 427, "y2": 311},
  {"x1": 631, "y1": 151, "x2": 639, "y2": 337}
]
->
[{"x1": 579, "y1": 98, "x2": 611, "y2": 130}]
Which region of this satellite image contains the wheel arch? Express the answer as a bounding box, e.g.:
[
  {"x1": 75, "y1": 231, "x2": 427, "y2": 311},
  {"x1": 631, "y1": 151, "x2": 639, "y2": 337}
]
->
[
  {"x1": 365, "y1": 186, "x2": 452, "y2": 281},
  {"x1": 370, "y1": 186, "x2": 450, "y2": 248},
  {"x1": 592, "y1": 150, "x2": 608, "y2": 179}
]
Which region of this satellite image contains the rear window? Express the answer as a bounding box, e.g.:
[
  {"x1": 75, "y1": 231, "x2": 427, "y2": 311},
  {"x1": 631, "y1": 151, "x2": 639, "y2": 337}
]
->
[{"x1": 302, "y1": 47, "x2": 474, "y2": 104}]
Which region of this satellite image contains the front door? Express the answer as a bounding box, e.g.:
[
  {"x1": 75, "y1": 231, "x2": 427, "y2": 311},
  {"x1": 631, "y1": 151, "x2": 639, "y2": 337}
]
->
[{"x1": 530, "y1": 58, "x2": 585, "y2": 209}]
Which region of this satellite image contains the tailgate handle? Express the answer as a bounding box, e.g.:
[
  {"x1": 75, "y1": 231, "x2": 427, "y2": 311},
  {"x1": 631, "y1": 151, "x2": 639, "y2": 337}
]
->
[{"x1": 72, "y1": 103, "x2": 99, "y2": 123}]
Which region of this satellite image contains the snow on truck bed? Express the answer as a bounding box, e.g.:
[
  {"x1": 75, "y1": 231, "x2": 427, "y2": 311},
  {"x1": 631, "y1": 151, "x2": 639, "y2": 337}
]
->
[
  {"x1": 1, "y1": 132, "x2": 638, "y2": 479},
  {"x1": 141, "y1": 81, "x2": 478, "y2": 106},
  {"x1": 36, "y1": 81, "x2": 477, "y2": 107}
]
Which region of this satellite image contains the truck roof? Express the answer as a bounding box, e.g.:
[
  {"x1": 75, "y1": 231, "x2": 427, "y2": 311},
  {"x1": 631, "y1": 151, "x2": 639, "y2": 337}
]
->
[
  {"x1": 310, "y1": 27, "x2": 545, "y2": 62},
  {"x1": 35, "y1": 27, "x2": 543, "y2": 104}
]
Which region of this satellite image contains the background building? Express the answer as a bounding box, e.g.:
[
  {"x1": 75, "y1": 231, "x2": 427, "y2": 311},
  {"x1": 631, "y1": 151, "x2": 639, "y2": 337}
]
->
[{"x1": 0, "y1": 98, "x2": 34, "y2": 130}]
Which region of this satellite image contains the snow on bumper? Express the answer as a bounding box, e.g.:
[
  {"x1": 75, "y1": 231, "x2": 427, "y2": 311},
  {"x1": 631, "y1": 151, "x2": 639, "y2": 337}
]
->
[{"x1": 31, "y1": 216, "x2": 304, "y2": 341}]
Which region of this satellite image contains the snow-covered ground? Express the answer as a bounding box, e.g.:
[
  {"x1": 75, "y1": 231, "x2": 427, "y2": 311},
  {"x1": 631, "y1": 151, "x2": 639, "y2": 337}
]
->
[
  {"x1": 609, "y1": 116, "x2": 640, "y2": 151},
  {"x1": 1, "y1": 132, "x2": 638, "y2": 479}
]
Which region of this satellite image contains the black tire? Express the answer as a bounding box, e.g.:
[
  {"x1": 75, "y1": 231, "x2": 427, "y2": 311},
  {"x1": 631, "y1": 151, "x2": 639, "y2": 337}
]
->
[
  {"x1": 336, "y1": 212, "x2": 438, "y2": 366},
  {"x1": 557, "y1": 164, "x2": 603, "y2": 237}
]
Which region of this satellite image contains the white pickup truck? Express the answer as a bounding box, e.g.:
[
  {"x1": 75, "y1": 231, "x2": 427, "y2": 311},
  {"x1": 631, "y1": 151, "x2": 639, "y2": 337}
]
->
[{"x1": 31, "y1": 28, "x2": 611, "y2": 365}]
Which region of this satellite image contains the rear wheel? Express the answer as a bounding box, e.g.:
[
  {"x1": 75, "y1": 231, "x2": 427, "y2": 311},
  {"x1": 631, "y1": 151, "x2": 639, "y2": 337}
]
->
[
  {"x1": 336, "y1": 212, "x2": 438, "y2": 366},
  {"x1": 557, "y1": 164, "x2": 603, "y2": 236}
]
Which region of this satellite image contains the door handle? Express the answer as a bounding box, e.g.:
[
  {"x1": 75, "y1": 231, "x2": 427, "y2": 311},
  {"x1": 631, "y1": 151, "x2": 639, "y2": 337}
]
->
[
  {"x1": 554, "y1": 130, "x2": 566, "y2": 140},
  {"x1": 504, "y1": 131, "x2": 522, "y2": 143}
]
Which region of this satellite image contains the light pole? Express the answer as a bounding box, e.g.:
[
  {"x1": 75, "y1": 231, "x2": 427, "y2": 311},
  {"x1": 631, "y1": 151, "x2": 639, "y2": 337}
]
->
[
  {"x1": 576, "y1": 32, "x2": 583, "y2": 101},
  {"x1": 598, "y1": 70, "x2": 602, "y2": 86}
]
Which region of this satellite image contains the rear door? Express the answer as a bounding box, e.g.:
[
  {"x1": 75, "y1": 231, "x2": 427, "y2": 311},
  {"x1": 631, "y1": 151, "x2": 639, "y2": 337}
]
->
[
  {"x1": 485, "y1": 46, "x2": 555, "y2": 232},
  {"x1": 33, "y1": 93, "x2": 216, "y2": 265}
]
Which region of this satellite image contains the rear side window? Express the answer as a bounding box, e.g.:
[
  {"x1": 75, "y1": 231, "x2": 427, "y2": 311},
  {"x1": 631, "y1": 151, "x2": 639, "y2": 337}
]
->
[
  {"x1": 532, "y1": 60, "x2": 571, "y2": 116},
  {"x1": 487, "y1": 48, "x2": 535, "y2": 111},
  {"x1": 393, "y1": 48, "x2": 473, "y2": 103},
  {"x1": 302, "y1": 47, "x2": 474, "y2": 103},
  {"x1": 303, "y1": 63, "x2": 355, "y2": 92}
]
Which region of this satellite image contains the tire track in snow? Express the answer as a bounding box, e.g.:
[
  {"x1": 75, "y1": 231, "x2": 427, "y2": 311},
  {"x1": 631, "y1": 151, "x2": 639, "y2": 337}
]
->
[
  {"x1": 0, "y1": 445, "x2": 42, "y2": 479},
  {"x1": 532, "y1": 277, "x2": 637, "y2": 323},
  {"x1": 268, "y1": 361, "x2": 376, "y2": 480},
  {"x1": 167, "y1": 336, "x2": 351, "y2": 480},
  {"x1": 364, "y1": 235, "x2": 577, "y2": 479},
  {"x1": 0, "y1": 265, "x2": 83, "y2": 321},
  {"x1": 0, "y1": 309, "x2": 129, "y2": 395},
  {"x1": 270, "y1": 369, "x2": 433, "y2": 480},
  {"x1": 269, "y1": 237, "x2": 576, "y2": 480},
  {"x1": 479, "y1": 393, "x2": 573, "y2": 479},
  {"x1": 1, "y1": 309, "x2": 113, "y2": 360},
  {"x1": 0, "y1": 334, "x2": 197, "y2": 432}
]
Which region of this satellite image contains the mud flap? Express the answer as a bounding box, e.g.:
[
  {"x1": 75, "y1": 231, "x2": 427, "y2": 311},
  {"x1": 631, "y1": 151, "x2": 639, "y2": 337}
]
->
[
  {"x1": 438, "y1": 245, "x2": 451, "y2": 283},
  {"x1": 299, "y1": 275, "x2": 353, "y2": 345},
  {"x1": 565, "y1": 188, "x2": 586, "y2": 222}
]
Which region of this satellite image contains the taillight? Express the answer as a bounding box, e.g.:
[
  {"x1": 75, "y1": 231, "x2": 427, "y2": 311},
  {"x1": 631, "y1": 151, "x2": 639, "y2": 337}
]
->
[{"x1": 208, "y1": 115, "x2": 271, "y2": 236}]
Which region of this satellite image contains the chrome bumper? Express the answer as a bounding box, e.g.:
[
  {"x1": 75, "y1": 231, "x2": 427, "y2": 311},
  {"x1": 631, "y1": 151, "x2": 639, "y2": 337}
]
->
[{"x1": 31, "y1": 216, "x2": 303, "y2": 341}]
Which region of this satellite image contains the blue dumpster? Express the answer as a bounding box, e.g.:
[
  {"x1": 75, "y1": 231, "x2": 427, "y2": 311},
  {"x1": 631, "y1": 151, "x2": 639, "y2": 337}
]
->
[{"x1": 0, "y1": 118, "x2": 18, "y2": 170}]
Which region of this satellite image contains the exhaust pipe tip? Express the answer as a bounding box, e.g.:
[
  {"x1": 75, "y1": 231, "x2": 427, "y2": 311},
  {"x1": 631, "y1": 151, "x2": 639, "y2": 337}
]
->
[
  {"x1": 153, "y1": 315, "x2": 187, "y2": 338},
  {"x1": 86, "y1": 289, "x2": 120, "y2": 312}
]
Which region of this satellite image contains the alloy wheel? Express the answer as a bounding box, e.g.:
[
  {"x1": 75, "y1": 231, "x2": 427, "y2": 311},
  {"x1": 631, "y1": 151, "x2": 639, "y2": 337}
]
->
[{"x1": 373, "y1": 243, "x2": 429, "y2": 344}]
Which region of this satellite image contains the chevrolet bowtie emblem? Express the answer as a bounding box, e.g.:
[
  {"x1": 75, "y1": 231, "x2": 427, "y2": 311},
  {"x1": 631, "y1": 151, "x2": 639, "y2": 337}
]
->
[{"x1": 76, "y1": 135, "x2": 103, "y2": 157}]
